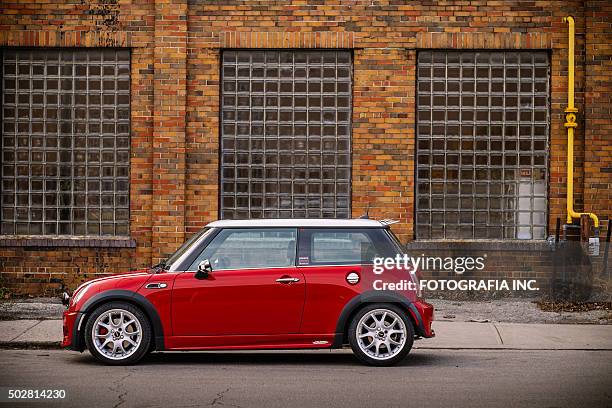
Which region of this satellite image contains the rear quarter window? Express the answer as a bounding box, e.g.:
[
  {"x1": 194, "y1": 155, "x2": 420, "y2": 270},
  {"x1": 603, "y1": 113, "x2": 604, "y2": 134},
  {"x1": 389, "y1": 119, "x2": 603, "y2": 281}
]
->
[{"x1": 300, "y1": 228, "x2": 397, "y2": 265}]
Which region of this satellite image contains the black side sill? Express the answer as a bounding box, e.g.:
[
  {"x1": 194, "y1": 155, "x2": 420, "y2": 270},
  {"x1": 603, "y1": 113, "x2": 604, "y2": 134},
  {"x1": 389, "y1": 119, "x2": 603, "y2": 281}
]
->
[{"x1": 0, "y1": 235, "x2": 136, "y2": 248}]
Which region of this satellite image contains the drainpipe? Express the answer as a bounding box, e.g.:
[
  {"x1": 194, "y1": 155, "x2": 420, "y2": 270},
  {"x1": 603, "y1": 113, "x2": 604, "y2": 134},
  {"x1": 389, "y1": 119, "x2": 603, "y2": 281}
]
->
[{"x1": 562, "y1": 16, "x2": 599, "y2": 233}]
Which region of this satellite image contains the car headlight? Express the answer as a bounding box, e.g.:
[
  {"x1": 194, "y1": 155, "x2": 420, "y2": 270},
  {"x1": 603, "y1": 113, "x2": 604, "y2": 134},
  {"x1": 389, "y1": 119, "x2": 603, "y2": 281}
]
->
[{"x1": 61, "y1": 291, "x2": 70, "y2": 307}]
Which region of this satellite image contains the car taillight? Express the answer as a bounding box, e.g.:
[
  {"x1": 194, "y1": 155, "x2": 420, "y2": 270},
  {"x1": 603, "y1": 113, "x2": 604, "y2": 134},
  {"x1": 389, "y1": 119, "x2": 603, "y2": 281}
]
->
[{"x1": 410, "y1": 269, "x2": 422, "y2": 298}]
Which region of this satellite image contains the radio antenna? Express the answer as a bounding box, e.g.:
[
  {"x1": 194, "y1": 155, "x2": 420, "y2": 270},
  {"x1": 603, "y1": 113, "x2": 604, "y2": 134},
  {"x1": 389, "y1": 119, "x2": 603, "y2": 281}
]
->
[{"x1": 359, "y1": 201, "x2": 370, "y2": 219}]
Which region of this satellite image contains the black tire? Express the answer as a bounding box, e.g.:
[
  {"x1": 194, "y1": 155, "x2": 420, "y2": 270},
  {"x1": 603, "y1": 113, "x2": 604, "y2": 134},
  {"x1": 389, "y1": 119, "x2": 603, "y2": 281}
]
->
[
  {"x1": 348, "y1": 303, "x2": 414, "y2": 366},
  {"x1": 84, "y1": 301, "x2": 151, "y2": 365}
]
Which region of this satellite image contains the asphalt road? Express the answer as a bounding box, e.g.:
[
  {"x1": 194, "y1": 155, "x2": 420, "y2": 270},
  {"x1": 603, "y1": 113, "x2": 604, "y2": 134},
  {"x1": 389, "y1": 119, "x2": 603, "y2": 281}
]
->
[{"x1": 0, "y1": 349, "x2": 611, "y2": 408}]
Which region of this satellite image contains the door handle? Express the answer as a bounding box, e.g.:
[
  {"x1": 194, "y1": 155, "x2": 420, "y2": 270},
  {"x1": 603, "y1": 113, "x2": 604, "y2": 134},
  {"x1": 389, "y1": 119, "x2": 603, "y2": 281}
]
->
[
  {"x1": 145, "y1": 282, "x2": 168, "y2": 289},
  {"x1": 275, "y1": 277, "x2": 300, "y2": 284}
]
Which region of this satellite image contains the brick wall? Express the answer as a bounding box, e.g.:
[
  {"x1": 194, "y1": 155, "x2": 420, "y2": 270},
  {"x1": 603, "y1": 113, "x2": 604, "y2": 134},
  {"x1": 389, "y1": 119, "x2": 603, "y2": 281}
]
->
[
  {"x1": 152, "y1": 0, "x2": 188, "y2": 261},
  {"x1": 406, "y1": 241, "x2": 555, "y2": 299},
  {"x1": 0, "y1": 1, "x2": 610, "y2": 295},
  {"x1": 0, "y1": 245, "x2": 135, "y2": 296},
  {"x1": 352, "y1": 47, "x2": 415, "y2": 238}
]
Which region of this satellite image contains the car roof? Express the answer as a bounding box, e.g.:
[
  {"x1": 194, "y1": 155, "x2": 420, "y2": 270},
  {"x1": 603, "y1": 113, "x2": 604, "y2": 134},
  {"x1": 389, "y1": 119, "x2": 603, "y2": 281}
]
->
[{"x1": 205, "y1": 218, "x2": 388, "y2": 228}]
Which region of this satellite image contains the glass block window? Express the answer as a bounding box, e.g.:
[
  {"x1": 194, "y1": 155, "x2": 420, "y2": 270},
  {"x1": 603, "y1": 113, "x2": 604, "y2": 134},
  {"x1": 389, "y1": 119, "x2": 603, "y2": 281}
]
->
[
  {"x1": 416, "y1": 51, "x2": 549, "y2": 240},
  {"x1": 221, "y1": 50, "x2": 352, "y2": 219},
  {"x1": 1, "y1": 49, "x2": 130, "y2": 236}
]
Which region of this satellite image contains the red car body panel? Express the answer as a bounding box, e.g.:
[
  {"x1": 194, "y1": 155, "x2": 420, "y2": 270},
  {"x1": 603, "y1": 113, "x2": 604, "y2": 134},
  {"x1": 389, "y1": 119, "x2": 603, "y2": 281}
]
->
[
  {"x1": 298, "y1": 265, "x2": 362, "y2": 335},
  {"x1": 171, "y1": 267, "x2": 305, "y2": 337},
  {"x1": 62, "y1": 270, "x2": 155, "y2": 348},
  {"x1": 135, "y1": 272, "x2": 175, "y2": 342}
]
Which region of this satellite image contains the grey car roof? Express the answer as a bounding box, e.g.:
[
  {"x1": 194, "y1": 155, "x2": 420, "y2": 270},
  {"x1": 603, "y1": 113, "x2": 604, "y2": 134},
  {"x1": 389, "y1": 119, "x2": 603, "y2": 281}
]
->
[{"x1": 205, "y1": 218, "x2": 388, "y2": 228}]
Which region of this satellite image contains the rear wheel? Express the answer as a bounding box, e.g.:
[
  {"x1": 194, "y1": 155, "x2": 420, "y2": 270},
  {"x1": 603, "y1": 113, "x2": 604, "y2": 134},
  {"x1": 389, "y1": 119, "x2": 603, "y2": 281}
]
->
[
  {"x1": 84, "y1": 301, "x2": 151, "y2": 365},
  {"x1": 348, "y1": 303, "x2": 414, "y2": 366}
]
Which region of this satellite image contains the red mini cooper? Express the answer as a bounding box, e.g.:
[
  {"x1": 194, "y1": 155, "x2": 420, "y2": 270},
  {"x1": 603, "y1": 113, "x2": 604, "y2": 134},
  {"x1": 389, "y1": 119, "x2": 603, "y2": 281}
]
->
[{"x1": 62, "y1": 219, "x2": 434, "y2": 366}]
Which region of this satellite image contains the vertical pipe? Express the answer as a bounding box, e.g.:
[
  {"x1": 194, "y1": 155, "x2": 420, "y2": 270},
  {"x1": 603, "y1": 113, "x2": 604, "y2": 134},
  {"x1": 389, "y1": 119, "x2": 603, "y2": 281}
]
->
[
  {"x1": 567, "y1": 126, "x2": 575, "y2": 225},
  {"x1": 562, "y1": 16, "x2": 599, "y2": 229},
  {"x1": 566, "y1": 17, "x2": 575, "y2": 111},
  {"x1": 602, "y1": 219, "x2": 611, "y2": 278},
  {"x1": 551, "y1": 217, "x2": 561, "y2": 299},
  {"x1": 564, "y1": 16, "x2": 578, "y2": 226}
]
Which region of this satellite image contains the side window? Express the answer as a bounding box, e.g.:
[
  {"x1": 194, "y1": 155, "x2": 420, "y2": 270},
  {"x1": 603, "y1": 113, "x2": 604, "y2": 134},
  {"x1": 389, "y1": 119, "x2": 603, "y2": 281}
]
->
[
  {"x1": 305, "y1": 229, "x2": 388, "y2": 265},
  {"x1": 188, "y1": 228, "x2": 297, "y2": 271}
]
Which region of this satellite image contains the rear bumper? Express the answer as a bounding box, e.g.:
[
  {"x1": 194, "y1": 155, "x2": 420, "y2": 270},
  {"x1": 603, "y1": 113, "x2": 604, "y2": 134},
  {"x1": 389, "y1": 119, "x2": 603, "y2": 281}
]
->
[{"x1": 410, "y1": 300, "x2": 435, "y2": 338}]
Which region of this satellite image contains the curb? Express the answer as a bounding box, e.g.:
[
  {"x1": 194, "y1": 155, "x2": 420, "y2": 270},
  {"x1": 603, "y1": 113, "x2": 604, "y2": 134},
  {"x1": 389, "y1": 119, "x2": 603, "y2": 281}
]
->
[
  {"x1": 0, "y1": 341, "x2": 62, "y2": 350},
  {"x1": 2, "y1": 343, "x2": 612, "y2": 351},
  {"x1": 413, "y1": 346, "x2": 612, "y2": 351}
]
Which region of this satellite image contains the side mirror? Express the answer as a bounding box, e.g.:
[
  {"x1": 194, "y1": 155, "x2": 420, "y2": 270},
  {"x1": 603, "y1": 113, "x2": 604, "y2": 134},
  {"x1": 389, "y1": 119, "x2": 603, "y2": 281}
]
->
[{"x1": 195, "y1": 259, "x2": 213, "y2": 280}]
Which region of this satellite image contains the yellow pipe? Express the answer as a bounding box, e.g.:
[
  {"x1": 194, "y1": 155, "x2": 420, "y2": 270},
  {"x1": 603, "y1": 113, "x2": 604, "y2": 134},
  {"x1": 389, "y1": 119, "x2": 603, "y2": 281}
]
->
[{"x1": 563, "y1": 16, "x2": 599, "y2": 228}]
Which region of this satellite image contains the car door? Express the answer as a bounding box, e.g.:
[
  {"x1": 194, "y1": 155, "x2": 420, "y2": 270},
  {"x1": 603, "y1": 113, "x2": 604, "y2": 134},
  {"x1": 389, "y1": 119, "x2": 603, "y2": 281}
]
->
[
  {"x1": 297, "y1": 228, "x2": 393, "y2": 335},
  {"x1": 171, "y1": 227, "x2": 305, "y2": 337}
]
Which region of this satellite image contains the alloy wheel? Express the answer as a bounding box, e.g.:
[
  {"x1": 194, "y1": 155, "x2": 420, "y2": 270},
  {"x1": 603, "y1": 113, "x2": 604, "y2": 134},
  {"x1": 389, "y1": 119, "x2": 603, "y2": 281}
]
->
[
  {"x1": 355, "y1": 308, "x2": 407, "y2": 361},
  {"x1": 91, "y1": 309, "x2": 142, "y2": 361}
]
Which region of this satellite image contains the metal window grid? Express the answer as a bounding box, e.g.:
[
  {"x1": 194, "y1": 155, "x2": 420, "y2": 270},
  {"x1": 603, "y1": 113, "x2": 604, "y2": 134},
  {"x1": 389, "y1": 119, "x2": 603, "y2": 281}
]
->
[
  {"x1": 416, "y1": 51, "x2": 550, "y2": 240},
  {"x1": 1, "y1": 48, "x2": 130, "y2": 236},
  {"x1": 220, "y1": 50, "x2": 352, "y2": 219}
]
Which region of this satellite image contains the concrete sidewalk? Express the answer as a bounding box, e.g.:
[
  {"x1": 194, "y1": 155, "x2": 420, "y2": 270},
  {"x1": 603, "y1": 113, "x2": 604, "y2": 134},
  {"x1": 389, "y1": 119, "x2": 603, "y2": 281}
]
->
[
  {"x1": 0, "y1": 319, "x2": 62, "y2": 347},
  {"x1": 418, "y1": 321, "x2": 612, "y2": 350},
  {"x1": 1, "y1": 319, "x2": 611, "y2": 350}
]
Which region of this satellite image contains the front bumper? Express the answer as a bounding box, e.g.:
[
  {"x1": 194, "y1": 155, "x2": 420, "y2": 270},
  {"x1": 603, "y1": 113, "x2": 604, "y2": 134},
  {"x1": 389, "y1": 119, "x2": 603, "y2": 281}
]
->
[{"x1": 62, "y1": 310, "x2": 85, "y2": 351}]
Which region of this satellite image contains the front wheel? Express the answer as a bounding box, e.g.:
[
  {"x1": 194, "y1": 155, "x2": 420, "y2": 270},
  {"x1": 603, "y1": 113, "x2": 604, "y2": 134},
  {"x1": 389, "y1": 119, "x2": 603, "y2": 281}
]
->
[
  {"x1": 348, "y1": 304, "x2": 414, "y2": 366},
  {"x1": 84, "y1": 301, "x2": 151, "y2": 365}
]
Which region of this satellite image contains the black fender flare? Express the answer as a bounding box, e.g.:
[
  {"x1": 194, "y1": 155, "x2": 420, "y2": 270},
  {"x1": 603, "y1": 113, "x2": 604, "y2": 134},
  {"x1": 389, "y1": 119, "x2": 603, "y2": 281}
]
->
[
  {"x1": 72, "y1": 290, "x2": 165, "y2": 352},
  {"x1": 331, "y1": 290, "x2": 426, "y2": 347}
]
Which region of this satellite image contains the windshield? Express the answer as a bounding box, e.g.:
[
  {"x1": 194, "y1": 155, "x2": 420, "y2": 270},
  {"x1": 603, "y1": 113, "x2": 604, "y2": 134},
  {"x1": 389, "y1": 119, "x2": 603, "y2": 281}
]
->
[{"x1": 159, "y1": 227, "x2": 213, "y2": 271}]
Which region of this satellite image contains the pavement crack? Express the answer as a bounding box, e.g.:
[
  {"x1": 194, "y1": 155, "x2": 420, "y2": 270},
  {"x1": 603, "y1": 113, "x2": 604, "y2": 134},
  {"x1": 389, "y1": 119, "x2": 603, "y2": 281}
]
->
[
  {"x1": 492, "y1": 323, "x2": 504, "y2": 345},
  {"x1": 109, "y1": 371, "x2": 133, "y2": 408},
  {"x1": 209, "y1": 387, "x2": 241, "y2": 407},
  {"x1": 9, "y1": 320, "x2": 43, "y2": 342}
]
